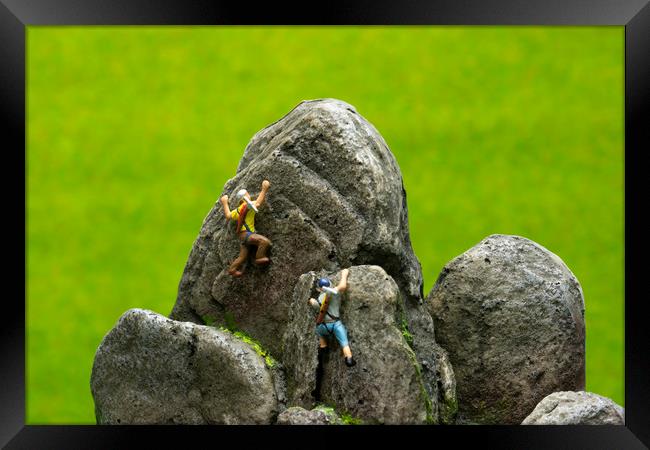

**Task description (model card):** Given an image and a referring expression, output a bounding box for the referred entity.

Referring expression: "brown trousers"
[228,231,271,274]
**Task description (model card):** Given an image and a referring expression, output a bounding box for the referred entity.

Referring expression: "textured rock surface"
[522,391,624,425]
[170,99,423,361]
[432,342,458,424]
[91,309,285,424]
[276,406,342,425]
[283,265,433,424]
[427,234,585,424]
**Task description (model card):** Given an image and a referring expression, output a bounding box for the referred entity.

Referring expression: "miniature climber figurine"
[219,180,272,277]
[309,268,356,368]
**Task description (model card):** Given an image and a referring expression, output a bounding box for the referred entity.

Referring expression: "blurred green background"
[27,26,624,423]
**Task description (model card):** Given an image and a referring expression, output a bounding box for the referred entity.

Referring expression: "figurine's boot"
[228,245,248,277]
[251,234,272,266]
[342,346,356,367]
[345,356,357,367]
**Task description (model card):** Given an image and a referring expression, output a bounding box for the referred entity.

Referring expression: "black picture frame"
[3,1,649,448]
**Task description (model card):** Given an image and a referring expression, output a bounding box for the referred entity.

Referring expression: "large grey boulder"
[427,234,585,424]
[522,391,624,425]
[283,265,453,424]
[90,309,285,424]
[170,99,423,363]
[276,406,342,425]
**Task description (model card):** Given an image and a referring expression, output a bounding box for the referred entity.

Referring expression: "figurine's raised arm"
[220,195,232,220]
[336,268,350,293]
[255,180,271,208]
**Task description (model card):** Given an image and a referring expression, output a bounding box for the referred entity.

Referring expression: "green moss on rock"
[396,299,415,351]
[200,315,216,327]
[233,330,277,369]
[314,403,361,425]
[224,311,238,331]
[201,311,276,368]
[405,345,435,424]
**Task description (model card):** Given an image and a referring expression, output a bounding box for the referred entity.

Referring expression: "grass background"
[27,26,624,423]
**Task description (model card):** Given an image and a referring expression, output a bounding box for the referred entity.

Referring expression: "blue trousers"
[316,320,349,348]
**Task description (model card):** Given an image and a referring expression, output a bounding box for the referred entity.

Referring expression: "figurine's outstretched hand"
[337,268,350,293]
[256,179,271,208]
[220,195,231,219]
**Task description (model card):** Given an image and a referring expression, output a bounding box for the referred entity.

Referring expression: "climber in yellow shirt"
[220,180,272,277]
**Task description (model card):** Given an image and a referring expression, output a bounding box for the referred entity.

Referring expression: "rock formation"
[90,100,599,427]
[283,265,451,424]
[427,234,586,424]
[91,309,285,424]
[169,98,451,422]
[522,391,624,425]
[170,99,423,360]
